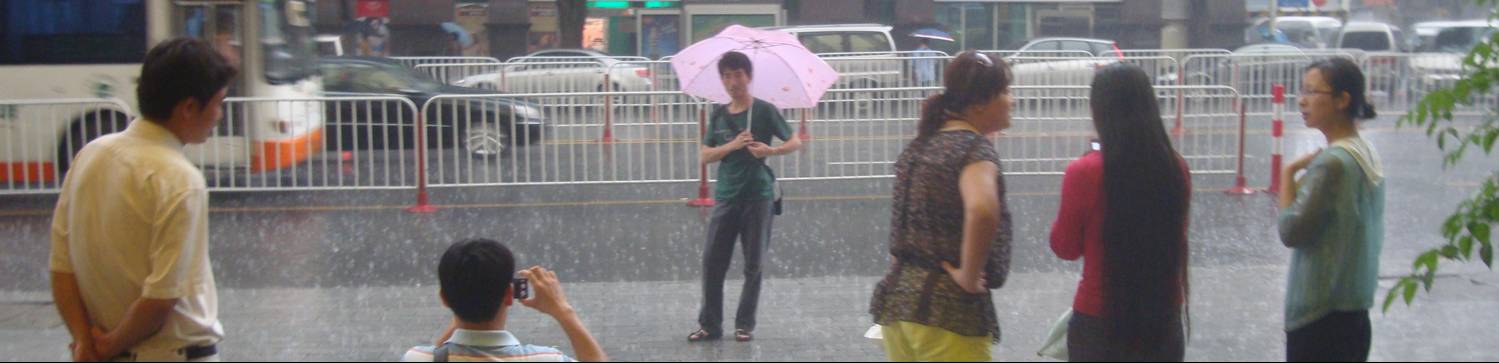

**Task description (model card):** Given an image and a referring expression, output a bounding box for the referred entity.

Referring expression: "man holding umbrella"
[671,25,836,344]
[909,28,954,87]
[688,51,802,343]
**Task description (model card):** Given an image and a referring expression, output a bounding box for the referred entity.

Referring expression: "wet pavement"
[2,117,1497,361]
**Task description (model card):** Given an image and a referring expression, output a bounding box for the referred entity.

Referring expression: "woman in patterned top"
[869,51,1014,362]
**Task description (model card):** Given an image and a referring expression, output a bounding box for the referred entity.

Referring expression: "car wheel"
[55,111,130,179]
[596,83,625,106]
[464,120,511,159]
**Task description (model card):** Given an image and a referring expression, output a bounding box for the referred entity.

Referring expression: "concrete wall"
[789,0,865,24]
[1193,0,1250,49]
[1118,0,1166,48]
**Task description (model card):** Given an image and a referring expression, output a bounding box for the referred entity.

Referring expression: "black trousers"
[697,200,773,335]
[1287,310,1371,362]
[1068,312,1185,362]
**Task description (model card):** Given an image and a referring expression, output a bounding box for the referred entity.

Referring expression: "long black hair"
[1091,63,1191,347]
[917,51,1011,139]
[1307,58,1377,121]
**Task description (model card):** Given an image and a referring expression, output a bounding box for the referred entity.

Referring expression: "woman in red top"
[1050,63,1191,362]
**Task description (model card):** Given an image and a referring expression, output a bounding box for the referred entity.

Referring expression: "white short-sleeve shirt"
[49,119,223,353]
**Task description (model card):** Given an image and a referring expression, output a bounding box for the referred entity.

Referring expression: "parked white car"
[455,49,654,94]
[1012,37,1122,57]
[1003,38,1124,86]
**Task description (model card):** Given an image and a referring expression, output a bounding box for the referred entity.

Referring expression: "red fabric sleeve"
[1051,153,1101,261]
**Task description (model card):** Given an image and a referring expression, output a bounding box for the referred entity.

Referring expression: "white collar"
[446,329,523,347]
[124,119,185,150]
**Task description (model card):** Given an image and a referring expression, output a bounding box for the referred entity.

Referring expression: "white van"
[1337,22,1407,53]
[763,24,898,56]
[1430,20,1499,53]
[762,24,901,90]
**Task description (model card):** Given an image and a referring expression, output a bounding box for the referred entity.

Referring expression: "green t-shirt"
[702,99,792,202]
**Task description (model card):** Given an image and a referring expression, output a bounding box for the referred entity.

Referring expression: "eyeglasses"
[1299,89,1337,97]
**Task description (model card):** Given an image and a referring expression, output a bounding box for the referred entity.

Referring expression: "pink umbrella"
[671,25,839,110]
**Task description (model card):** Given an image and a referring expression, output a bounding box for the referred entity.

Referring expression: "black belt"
[115,344,218,361]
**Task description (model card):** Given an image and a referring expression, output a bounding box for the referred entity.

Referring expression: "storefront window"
[936,2,1122,51]
[1094,4,1121,43]
[934,4,963,54]
[963,3,995,50]
[691,14,775,43]
[640,14,680,59]
[997,4,1028,50]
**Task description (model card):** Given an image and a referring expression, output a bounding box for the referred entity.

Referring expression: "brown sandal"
[687,329,721,342]
[735,329,753,342]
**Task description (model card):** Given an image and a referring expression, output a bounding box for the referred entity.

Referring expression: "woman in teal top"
[1279,58,1385,362]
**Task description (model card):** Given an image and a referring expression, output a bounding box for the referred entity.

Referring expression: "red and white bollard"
[1267,84,1286,194]
[407,114,438,214]
[1226,101,1256,195]
[688,107,716,207]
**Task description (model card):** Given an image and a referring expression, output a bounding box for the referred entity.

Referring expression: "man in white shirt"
[50,38,238,362]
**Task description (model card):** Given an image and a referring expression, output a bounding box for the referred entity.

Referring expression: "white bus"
[0,0,323,185]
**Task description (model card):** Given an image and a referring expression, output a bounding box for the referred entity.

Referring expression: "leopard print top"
[870,130,1013,341]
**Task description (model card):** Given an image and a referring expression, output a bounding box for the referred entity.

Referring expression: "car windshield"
[1236,44,1301,54]
[1343,32,1391,51]
[1435,27,1496,52]
[1280,23,1321,47]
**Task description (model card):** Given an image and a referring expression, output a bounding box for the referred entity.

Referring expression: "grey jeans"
[697,199,774,335]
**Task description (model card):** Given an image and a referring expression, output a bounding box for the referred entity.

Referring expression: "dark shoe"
[688,329,721,342]
[735,329,753,342]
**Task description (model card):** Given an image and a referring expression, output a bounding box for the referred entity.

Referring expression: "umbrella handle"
[747,103,753,135]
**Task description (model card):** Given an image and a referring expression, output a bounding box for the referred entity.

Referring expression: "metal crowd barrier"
[1007,56,1180,86]
[1179,51,1359,116]
[407,85,1245,190]
[1358,52,1494,115]
[8,48,1487,202]
[390,56,502,69]
[421,91,705,187]
[193,96,420,192]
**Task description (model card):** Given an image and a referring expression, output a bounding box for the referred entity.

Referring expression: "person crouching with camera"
[403,239,608,362]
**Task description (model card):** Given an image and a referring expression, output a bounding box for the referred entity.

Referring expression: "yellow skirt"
[881,321,994,362]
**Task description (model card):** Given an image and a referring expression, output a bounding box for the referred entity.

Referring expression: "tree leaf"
[1445,215,1465,239]
[1442,245,1460,259]
[1473,222,1494,247]
[1483,241,1494,269]
[1461,235,1476,260]
[1416,250,1440,271]
[1483,130,1498,154]
[1383,283,1402,312]
[1404,282,1419,304]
